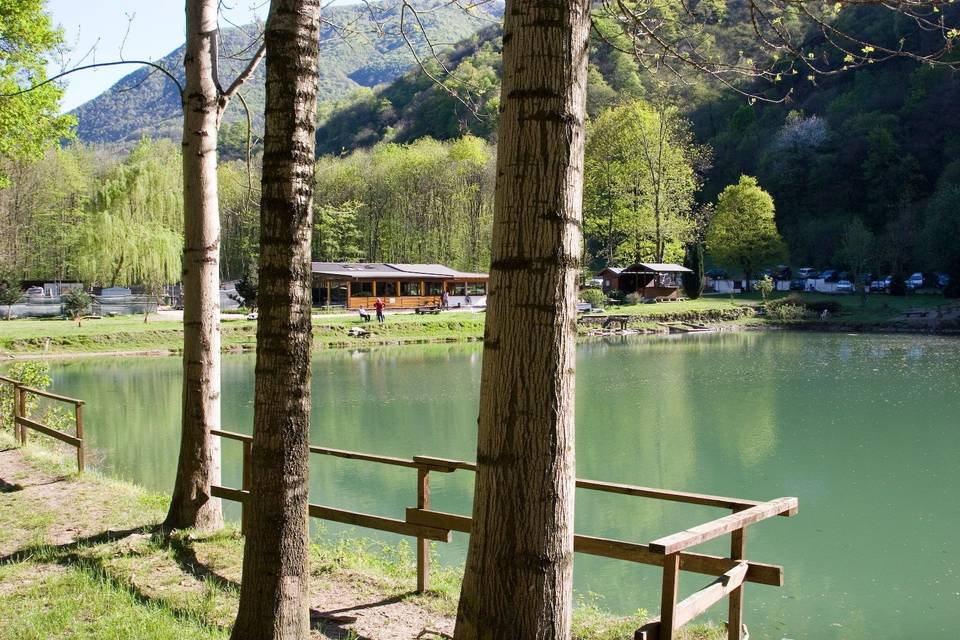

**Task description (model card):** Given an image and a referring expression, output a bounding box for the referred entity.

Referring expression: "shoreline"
[2,318,957,362]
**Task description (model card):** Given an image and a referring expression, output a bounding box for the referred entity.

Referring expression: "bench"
[415,306,442,315]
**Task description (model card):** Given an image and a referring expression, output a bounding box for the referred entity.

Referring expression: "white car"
[906,272,924,289]
[835,280,854,294]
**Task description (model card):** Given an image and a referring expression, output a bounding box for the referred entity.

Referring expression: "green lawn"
[2,292,952,356]
[0,433,722,640]
[0,311,487,355]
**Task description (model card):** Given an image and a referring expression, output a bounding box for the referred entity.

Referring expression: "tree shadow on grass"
[0,525,387,639]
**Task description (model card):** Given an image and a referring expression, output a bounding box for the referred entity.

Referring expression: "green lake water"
[29,332,960,638]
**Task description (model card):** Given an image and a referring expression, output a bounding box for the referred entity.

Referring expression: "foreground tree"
[707,176,786,292]
[166,0,265,531]
[453,0,591,635]
[230,1,321,638]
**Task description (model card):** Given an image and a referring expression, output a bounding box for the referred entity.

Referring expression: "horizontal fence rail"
[1,375,86,472]
[211,428,797,638]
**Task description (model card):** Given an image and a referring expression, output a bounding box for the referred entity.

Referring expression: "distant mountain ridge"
[71,0,503,144]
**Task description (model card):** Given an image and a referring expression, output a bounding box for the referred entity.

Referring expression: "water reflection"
[29,332,960,639]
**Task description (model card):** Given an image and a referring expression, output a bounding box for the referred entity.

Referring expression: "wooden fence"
[0,375,86,472]
[211,429,797,639]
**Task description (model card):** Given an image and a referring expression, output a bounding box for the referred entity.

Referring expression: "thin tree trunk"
[167,0,265,531]
[453,0,591,635]
[166,0,224,531]
[230,2,320,638]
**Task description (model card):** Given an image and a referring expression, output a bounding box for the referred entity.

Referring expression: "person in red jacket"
[374,297,385,323]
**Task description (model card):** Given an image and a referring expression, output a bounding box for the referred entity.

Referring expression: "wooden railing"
[0,375,86,472]
[211,429,797,637]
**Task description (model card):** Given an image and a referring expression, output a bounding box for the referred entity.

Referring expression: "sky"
[46,1,271,112]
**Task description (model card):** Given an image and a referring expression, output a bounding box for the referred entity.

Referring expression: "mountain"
[70,0,503,144]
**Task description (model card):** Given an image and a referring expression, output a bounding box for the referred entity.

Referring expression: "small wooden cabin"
[596,267,624,293]
[311,262,488,310]
[607,263,692,299]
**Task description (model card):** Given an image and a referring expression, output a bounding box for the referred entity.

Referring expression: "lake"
[31,332,960,638]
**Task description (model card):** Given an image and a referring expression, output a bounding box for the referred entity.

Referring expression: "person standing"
[374,297,385,323]
[441,290,449,310]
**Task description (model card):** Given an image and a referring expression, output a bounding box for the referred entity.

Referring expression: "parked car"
[906,272,924,289]
[25,286,44,296]
[797,267,818,279]
[789,279,806,291]
[819,269,840,283]
[835,280,854,294]
[870,275,892,291]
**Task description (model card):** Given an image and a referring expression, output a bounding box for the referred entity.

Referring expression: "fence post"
[9,383,18,443]
[416,467,430,592]
[16,386,26,446]
[241,440,252,535]
[727,528,746,640]
[74,403,85,473]
[660,552,680,640]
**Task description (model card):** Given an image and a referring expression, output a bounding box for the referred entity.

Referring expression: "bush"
[580,288,606,309]
[62,289,92,324]
[625,292,643,305]
[766,303,810,321]
[607,289,625,303]
[0,362,54,431]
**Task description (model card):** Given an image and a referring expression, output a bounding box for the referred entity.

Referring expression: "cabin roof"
[621,262,693,274]
[311,262,487,280]
[596,267,624,275]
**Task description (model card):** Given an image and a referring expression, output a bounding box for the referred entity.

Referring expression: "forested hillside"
[313,4,960,273]
[70,0,502,145]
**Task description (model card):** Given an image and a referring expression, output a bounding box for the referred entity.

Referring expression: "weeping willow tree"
[71,139,183,288]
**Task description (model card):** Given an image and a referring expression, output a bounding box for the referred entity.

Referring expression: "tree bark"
[166,0,224,531]
[230,2,321,639]
[453,0,591,636]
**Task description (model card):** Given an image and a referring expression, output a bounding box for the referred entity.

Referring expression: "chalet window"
[424,281,444,295]
[451,282,467,296]
[376,281,397,297]
[350,281,373,297]
[401,281,421,296]
[467,282,486,296]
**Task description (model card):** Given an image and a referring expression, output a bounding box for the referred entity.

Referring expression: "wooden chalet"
[602,262,692,299]
[311,262,488,310]
[596,267,624,293]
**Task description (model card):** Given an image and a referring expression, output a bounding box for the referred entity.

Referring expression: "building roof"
[311,262,487,280]
[596,267,624,275]
[622,262,693,274]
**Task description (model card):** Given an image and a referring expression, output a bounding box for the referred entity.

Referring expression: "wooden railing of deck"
[211,429,797,637]
[1,375,86,472]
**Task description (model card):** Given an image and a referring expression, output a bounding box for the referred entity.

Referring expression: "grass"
[0,311,487,356]
[6,290,949,357]
[0,431,720,640]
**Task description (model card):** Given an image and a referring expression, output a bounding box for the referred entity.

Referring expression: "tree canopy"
[584,99,707,268]
[0,0,74,185]
[706,175,786,286]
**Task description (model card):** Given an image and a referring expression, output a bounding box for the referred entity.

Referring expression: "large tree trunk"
[230,2,321,639]
[453,0,591,636]
[166,0,223,531]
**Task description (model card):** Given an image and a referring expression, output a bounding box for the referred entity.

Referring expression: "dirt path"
[0,446,454,639]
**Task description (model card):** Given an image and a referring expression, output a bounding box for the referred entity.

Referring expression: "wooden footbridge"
[1,374,798,639]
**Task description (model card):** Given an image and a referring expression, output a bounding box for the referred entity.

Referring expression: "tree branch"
[0,60,184,99]
[223,43,266,100]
